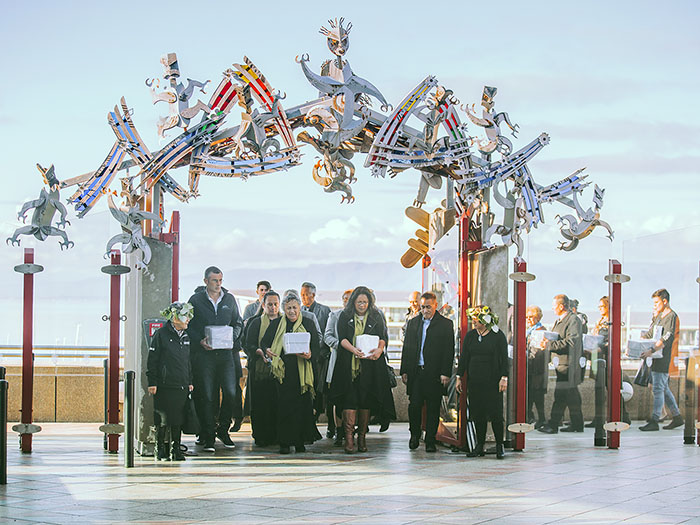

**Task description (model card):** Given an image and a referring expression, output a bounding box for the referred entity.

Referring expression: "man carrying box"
[187,266,244,451]
[639,288,683,431]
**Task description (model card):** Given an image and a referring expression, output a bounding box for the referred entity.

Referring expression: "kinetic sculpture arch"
[7,17,613,268]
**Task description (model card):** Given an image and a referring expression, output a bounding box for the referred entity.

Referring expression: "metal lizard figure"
[104,195,163,270]
[556,184,614,251]
[6,164,74,249]
[146,53,213,138]
[464,86,519,156]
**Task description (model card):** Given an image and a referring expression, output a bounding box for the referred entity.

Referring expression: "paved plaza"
[1,423,700,524]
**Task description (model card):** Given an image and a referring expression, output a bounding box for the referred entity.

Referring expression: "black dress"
[330,309,396,421]
[147,322,192,428]
[244,315,279,445]
[260,315,322,446]
[457,328,508,444]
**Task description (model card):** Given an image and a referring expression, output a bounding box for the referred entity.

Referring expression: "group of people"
[145,266,685,462]
[524,289,683,435]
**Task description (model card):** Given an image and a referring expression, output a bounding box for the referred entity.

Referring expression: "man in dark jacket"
[400,292,454,452]
[187,266,243,452]
[538,294,584,434]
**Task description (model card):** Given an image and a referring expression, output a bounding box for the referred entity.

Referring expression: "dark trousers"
[528,384,546,423]
[217,352,244,430]
[192,350,239,439]
[469,387,504,445]
[407,368,441,444]
[549,371,583,429]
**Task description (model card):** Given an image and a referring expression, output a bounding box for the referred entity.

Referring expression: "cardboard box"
[205,325,234,350]
[529,330,559,347]
[583,334,605,351]
[283,332,311,354]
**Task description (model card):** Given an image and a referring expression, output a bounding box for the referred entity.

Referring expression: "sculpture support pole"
[159,210,180,303]
[14,248,43,453]
[108,250,122,453]
[511,259,529,451]
[606,259,625,449]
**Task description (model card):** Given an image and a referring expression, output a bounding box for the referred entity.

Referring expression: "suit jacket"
[547,311,583,386]
[400,311,454,397]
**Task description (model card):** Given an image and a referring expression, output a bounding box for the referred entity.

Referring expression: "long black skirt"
[277,354,321,446]
[154,386,188,427]
[250,376,278,445]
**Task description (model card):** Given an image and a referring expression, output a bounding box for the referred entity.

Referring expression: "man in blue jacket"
[187,266,243,452]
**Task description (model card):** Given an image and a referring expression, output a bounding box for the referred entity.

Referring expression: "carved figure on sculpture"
[464,86,519,156]
[105,195,163,270]
[7,164,74,250]
[147,53,213,138]
[556,184,614,251]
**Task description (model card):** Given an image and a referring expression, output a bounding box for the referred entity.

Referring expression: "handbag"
[633,359,651,387]
[181,393,200,435]
[387,364,398,388]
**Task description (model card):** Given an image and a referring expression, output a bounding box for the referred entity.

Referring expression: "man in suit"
[401,292,455,452]
[538,294,584,434]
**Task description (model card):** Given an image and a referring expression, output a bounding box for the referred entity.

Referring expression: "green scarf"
[351,314,366,380]
[269,314,315,398]
[254,314,272,380]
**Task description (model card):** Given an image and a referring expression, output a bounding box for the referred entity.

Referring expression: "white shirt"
[207,290,224,314]
[419,316,431,366]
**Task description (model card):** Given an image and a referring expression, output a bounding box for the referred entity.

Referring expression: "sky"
[1,0,699,345]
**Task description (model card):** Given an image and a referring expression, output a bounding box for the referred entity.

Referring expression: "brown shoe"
[357,409,370,452]
[343,409,356,454]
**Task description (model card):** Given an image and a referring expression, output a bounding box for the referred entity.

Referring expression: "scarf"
[351,313,366,380]
[526,322,543,338]
[269,314,315,398]
[254,314,273,380]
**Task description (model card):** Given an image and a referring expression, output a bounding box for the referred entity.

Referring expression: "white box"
[356,334,380,357]
[583,334,605,351]
[529,330,559,347]
[626,339,656,359]
[205,325,233,350]
[283,332,311,354]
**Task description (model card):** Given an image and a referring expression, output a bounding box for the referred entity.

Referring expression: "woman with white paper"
[330,286,396,453]
[259,293,321,453]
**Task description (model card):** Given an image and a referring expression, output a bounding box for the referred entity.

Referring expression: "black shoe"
[466,443,485,457]
[640,420,659,431]
[171,443,186,461]
[663,415,684,430]
[229,419,242,433]
[409,435,420,450]
[326,427,335,439]
[333,429,344,447]
[584,420,599,428]
[202,440,215,452]
[560,426,583,433]
[295,444,306,453]
[279,445,291,454]
[216,430,236,449]
[194,435,204,446]
[537,424,558,434]
[379,420,390,432]
[496,443,505,459]
[534,420,546,430]
[156,446,170,461]
[425,442,437,453]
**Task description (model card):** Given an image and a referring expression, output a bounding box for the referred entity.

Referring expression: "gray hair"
[301,282,316,294]
[282,292,301,308]
[283,289,300,300]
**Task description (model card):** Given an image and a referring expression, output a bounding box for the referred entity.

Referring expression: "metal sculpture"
[7,17,612,268]
[7,164,73,249]
[105,195,163,270]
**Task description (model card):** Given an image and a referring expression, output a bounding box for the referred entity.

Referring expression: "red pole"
[512,259,528,451]
[170,211,180,302]
[20,249,35,453]
[607,259,623,449]
[107,250,121,453]
[697,261,700,446]
[457,213,470,447]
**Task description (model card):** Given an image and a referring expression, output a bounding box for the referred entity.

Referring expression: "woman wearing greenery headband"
[456,305,509,459]
[330,286,395,454]
[147,302,194,461]
[259,292,321,454]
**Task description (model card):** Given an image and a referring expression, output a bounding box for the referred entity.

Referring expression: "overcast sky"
[1,1,698,345]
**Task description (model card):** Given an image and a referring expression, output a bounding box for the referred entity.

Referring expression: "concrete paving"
[1,423,700,524]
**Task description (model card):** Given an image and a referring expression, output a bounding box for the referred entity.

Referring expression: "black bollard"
[103,359,108,450]
[1,379,8,484]
[0,366,6,380]
[683,357,696,445]
[594,358,606,447]
[124,371,135,467]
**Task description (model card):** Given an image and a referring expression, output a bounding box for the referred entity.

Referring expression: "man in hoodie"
[187,266,244,452]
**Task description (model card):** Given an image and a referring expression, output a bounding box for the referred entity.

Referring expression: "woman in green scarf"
[259,292,322,454]
[244,290,282,447]
[330,286,396,453]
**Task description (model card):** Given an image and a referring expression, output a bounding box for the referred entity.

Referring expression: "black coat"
[147,322,192,388]
[400,311,454,397]
[187,286,243,354]
[548,311,583,386]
